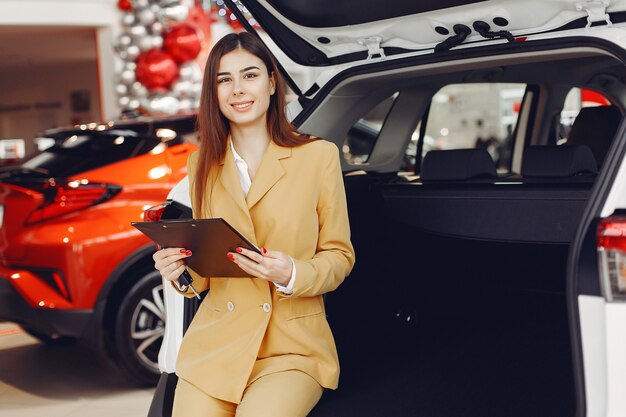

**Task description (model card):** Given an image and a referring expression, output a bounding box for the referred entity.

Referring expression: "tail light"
[143,204,166,222]
[597,216,626,302]
[26,181,121,224]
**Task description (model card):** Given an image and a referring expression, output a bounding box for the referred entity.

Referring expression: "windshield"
[20,130,160,178]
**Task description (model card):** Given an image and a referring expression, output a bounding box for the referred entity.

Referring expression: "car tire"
[22,327,76,346]
[112,270,165,386]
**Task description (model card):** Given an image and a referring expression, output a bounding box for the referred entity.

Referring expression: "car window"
[342,93,398,165]
[21,131,161,178]
[404,83,527,173]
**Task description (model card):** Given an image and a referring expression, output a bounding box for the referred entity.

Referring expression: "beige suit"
[175,138,355,404]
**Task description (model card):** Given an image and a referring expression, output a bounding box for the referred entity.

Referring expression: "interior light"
[10,273,20,279]
[156,128,177,141]
[67,180,80,188]
[440,128,449,136]
[114,136,125,145]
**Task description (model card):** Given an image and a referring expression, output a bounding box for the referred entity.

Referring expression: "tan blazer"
[175,138,355,404]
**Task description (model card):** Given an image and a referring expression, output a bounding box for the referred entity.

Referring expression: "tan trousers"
[172,370,324,417]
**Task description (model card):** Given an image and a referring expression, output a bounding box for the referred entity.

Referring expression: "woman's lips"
[231,101,254,112]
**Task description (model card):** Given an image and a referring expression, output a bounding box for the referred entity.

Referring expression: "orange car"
[0,114,197,385]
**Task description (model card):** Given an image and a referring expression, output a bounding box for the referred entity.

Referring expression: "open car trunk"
[312,174,579,416]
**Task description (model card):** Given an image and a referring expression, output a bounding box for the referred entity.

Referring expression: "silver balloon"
[180,0,195,8]
[126,45,141,61]
[124,61,137,72]
[161,4,189,23]
[118,96,131,107]
[136,7,157,26]
[118,33,132,47]
[189,82,203,98]
[179,97,193,112]
[129,24,148,38]
[150,4,162,14]
[179,61,202,82]
[151,21,164,35]
[151,35,163,49]
[115,84,129,96]
[121,13,137,28]
[135,0,149,8]
[137,34,154,51]
[120,69,136,85]
[130,81,149,98]
[128,99,141,110]
[172,79,192,96]
[146,94,181,115]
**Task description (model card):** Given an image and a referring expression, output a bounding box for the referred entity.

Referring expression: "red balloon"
[164,24,202,63]
[117,0,132,11]
[135,50,179,89]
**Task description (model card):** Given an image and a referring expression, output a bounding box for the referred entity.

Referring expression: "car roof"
[39,113,197,137]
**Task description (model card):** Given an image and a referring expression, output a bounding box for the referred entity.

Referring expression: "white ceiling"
[0,26,96,72]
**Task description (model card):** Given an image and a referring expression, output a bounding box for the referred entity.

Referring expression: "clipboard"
[131,218,261,278]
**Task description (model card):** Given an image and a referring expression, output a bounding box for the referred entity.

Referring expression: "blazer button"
[262,303,271,313]
[227,301,235,312]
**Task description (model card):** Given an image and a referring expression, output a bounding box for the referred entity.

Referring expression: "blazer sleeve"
[290,144,356,298]
[170,151,210,297]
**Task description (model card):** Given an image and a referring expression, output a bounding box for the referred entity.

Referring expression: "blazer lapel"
[246,140,292,210]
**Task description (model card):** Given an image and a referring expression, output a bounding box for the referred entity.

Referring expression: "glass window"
[342,93,398,165]
[404,83,527,173]
[20,130,160,178]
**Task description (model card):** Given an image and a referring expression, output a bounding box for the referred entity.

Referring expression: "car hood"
[237,0,626,68]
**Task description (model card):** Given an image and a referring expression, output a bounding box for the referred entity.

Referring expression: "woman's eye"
[217,77,230,84]
[243,73,258,79]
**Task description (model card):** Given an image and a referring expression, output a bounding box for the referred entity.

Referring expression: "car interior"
[294,44,626,416]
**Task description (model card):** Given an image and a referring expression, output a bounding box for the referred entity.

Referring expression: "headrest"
[421,149,497,181]
[521,145,597,178]
[568,105,621,166]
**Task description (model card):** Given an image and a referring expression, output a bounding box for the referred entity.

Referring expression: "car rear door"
[572,113,626,417]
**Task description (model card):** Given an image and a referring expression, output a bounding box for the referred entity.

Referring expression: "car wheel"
[22,327,76,346]
[112,270,164,386]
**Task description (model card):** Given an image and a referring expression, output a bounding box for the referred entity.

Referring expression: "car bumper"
[0,277,93,339]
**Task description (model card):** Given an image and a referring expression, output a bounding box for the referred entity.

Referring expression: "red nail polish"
[227,253,234,261]
[262,247,267,255]
[235,248,243,253]
[186,251,192,256]
[180,249,186,253]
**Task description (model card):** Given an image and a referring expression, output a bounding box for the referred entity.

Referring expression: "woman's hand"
[153,248,192,282]
[228,247,293,285]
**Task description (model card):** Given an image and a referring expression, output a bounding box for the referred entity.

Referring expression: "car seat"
[566,105,622,167]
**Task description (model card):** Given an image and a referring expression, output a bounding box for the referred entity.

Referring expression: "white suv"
[149,1,626,416]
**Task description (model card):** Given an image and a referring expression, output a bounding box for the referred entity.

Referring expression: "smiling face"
[216,48,276,130]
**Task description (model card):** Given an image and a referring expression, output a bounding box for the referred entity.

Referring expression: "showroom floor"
[0,322,154,417]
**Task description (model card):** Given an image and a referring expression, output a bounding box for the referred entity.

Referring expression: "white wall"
[0,0,120,122]
[0,61,101,154]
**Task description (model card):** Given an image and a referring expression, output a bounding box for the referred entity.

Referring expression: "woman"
[152,32,355,417]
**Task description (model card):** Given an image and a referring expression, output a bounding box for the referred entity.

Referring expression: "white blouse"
[230,140,296,294]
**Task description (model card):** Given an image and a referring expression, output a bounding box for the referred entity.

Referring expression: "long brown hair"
[193,31,314,216]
